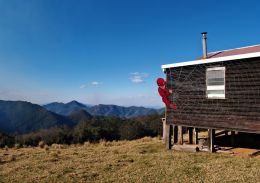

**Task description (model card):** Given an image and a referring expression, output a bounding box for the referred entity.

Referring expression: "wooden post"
[188,127,193,144]
[208,129,211,150]
[174,125,178,143]
[172,125,176,145]
[208,129,215,152]
[224,131,228,136]
[231,131,235,146]
[177,126,183,145]
[165,124,172,149]
[194,128,199,145]
[162,118,166,144]
[211,129,215,152]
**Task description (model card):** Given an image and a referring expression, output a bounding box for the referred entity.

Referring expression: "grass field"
[0,137,259,183]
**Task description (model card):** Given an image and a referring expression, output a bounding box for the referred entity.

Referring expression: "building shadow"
[215,132,260,149]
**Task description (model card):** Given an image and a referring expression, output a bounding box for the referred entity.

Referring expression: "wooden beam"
[215,130,229,137]
[172,144,199,152]
[177,126,183,145]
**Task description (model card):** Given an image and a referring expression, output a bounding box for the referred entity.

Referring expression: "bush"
[14,143,21,149]
[1,114,163,147]
[38,141,45,148]
[44,145,49,151]
[84,141,91,147]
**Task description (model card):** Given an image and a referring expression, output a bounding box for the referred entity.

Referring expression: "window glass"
[206,67,225,99]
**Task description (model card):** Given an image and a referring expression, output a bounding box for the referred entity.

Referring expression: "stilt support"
[162,118,166,144]
[165,124,172,149]
[188,127,193,144]
[173,125,178,143]
[194,128,199,145]
[208,129,215,152]
[177,126,183,145]
[231,131,235,146]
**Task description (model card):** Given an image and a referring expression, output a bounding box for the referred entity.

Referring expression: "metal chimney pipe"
[201,32,207,59]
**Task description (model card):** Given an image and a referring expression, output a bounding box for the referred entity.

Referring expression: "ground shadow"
[215,132,260,149]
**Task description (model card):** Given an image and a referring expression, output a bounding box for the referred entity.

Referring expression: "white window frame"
[206,67,225,99]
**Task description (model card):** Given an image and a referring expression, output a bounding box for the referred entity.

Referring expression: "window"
[206,67,225,99]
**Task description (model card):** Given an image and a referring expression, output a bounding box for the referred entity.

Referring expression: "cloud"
[91,81,102,86]
[80,84,86,89]
[130,72,149,83]
[80,82,102,88]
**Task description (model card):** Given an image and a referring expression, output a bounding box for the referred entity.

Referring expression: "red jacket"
[158,87,176,109]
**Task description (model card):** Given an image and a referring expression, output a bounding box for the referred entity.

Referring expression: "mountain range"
[43,100,88,116]
[0,100,163,134]
[43,101,163,118]
[0,100,73,134]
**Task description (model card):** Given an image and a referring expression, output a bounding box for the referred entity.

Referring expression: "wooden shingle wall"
[166,58,260,133]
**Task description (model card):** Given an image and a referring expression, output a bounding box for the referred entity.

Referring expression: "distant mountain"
[0,100,73,134]
[44,101,161,118]
[43,100,88,116]
[44,101,163,118]
[157,108,165,114]
[68,109,93,124]
[86,104,160,118]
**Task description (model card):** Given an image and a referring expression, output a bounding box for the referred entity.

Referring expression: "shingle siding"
[166,57,260,133]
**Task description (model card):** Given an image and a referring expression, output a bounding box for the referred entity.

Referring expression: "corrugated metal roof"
[200,44,260,59]
[162,44,260,69]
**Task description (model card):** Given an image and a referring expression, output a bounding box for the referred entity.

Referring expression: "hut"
[161,33,260,151]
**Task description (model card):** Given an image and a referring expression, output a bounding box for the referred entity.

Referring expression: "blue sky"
[1,0,260,107]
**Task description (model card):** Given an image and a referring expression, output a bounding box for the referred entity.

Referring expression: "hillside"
[44,101,162,118]
[43,100,88,116]
[0,138,259,183]
[0,100,163,143]
[87,104,159,118]
[68,109,93,124]
[0,100,73,133]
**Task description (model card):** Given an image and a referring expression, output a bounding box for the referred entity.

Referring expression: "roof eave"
[161,51,260,69]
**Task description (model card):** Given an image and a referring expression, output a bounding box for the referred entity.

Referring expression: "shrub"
[44,145,49,151]
[14,143,21,149]
[38,141,45,148]
[51,143,59,149]
[23,144,28,148]
[84,141,91,147]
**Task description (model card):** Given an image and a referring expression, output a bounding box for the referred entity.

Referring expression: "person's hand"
[169,104,177,110]
[168,89,173,94]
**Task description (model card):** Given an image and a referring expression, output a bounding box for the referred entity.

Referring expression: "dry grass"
[0,137,259,183]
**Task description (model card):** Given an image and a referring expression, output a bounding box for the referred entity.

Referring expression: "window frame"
[206,66,226,99]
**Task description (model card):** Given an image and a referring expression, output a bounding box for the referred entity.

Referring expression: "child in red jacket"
[157,78,177,110]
